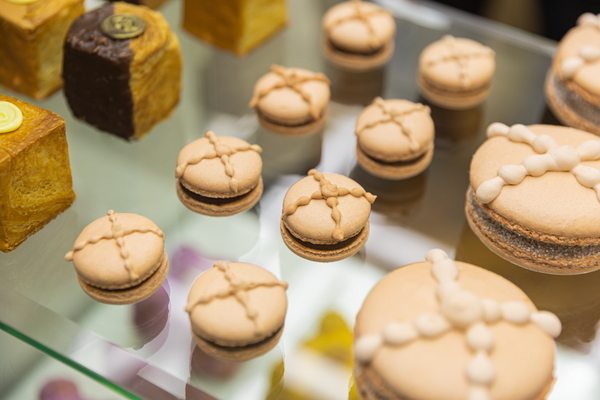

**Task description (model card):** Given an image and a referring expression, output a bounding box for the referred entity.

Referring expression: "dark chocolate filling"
[200,326,282,350]
[553,74,600,127]
[329,39,385,56]
[359,144,427,166]
[63,4,136,140]
[180,183,254,205]
[257,109,319,128]
[284,225,363,251]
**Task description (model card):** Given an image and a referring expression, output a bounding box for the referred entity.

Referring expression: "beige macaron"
[417,35,495,110]
[176,130,263,216]
[65,210,168,305]
[545,12,600,136]
[281,169,376,262]
[466,122,600,275]
[322,0,396,72]
[249,65,331,136]
[354,249,561,400]
[355,97,435,179]
[186,261,288,361]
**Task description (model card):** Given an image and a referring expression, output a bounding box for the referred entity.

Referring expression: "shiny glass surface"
[1,0,599,399]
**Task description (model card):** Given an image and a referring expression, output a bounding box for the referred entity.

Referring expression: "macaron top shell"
[176,131,263,197]
[419,36,495,90]
[282,171,375,245]
[470,124,600,239]
[355,257,557,400]
[186,262,288,347]
[66,211,165,290]
[356,98,434,162]
[322,1,396,53]
[250,65,331,125]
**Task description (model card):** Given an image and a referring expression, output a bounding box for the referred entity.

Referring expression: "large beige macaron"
[545,13,600,136]
[176,130,263,216]
[65,210,168,305]
[281,169,376,262]
[466,122,600,274]
[354,249,561,400]
[322,0,396,72]
[417,35,495,110]
[186,261,288,361]
[249,65,331,136]
[355,97,435,180]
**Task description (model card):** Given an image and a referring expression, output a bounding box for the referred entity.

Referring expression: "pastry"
[65,210,168,305]
[354,249,561,400]
[0,95,76,252]
[0,0,84,99]
[355,97,434,179]
[417,35,495,110]
[183,0,287,56]
[250,65,331,136]
[322,0,395,72]
[63,2,182,141]
[186,261,288,361]
[466,122,600,274]
[280,169,376,262]
[545,13,600,136]
[108,0,170,9]
[175,130,263,217]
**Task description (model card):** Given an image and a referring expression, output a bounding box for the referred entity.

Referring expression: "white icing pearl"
[441,291,483,328]
[476,176,505,204]
[466,322,495,351]
[383,322,419,345]
[508,124,536,144]
[532,134,558,153]
[531,311,562,338]
[577,140,600,161]
[580,45,600,61]
[426,248,448,263]
[572,165,600,189]
[355,334,383,363]
[467,351,496,385]
[486,122,509,138]
[437,281,463,301]
[550,145,580,170]
[415,313,451,338]
[561,57,584,79]
[501,301,531,324]
[577,12,598,27]
[432,259,458,282]
[521,154,553,177]
[497,164,527,185]
[468,386,492,400]
[481,298,502,323]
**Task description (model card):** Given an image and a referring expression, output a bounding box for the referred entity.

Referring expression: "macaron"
[65,210,168,305]
[322,0,396,72]
[186,261,288,361]
[545,12,600,136]
[417,35,495,110]
[354,249,561,400]
[249,65,331,136]
[355,97,434,179]
[280,169,376,262]
[466,122,600,274]
[175,130,263,216]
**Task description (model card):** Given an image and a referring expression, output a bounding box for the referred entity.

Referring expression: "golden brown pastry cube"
[183,0,287,55]
[0,95,76,252]
[0,0,85,99]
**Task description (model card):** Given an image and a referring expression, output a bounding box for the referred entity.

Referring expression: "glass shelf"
[2,0,599,399]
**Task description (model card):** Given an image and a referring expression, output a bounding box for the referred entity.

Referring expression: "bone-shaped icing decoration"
[481,299,502,323]
[531,311,562,338]
[355,334,383,363]
[561,57,585,79]
[577,12,600,27]
[580,45,600,61]
[442,291,484,328]
[467,351,496,385]
[383,322,419,345]
[415,313,451,337]
[501,301,531,324]
[437,281,463,301]
[466,322,494,352]
[468,386,492,400]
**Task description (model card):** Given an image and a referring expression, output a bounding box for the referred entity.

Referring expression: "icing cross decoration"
[560,13,600,79]
[185,261,288,337]
[424,35,494,88]
[65,210,164,282]
[249,65,330,121]
[175,131,262,192]
[355,249,561,400]
[476,123,600,204]
[355,97,430,152]
[324,0,392,49]
[282,170,376,241]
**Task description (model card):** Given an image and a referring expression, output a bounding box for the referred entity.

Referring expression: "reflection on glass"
[424,99,484,149]
[189,345,241,381]
[326,62,385,107]
[133,282,170,352]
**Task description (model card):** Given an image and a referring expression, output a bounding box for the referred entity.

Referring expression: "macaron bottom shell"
[356,144,434,180]
[257,107,329,137]
[322,38,394,72]
[417,73,492,110]
[77,251,169,305]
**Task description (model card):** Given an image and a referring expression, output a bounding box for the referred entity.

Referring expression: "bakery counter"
[1,0,599,399]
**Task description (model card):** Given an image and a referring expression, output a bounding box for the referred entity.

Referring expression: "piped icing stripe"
[282,170,376,241]
[249,65,330,120]
[175,131,262,192]
[475,123,600,204]
[355,97,429,152]
[354,249,561,400]
[560,13,600,79]
[64,210,164,282]
[0,102,23,134]
[185,261,288,337]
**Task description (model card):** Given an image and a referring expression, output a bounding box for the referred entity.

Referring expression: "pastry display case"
[1,0,600,399]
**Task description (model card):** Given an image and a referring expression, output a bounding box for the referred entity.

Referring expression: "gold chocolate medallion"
[100,13,146,40]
